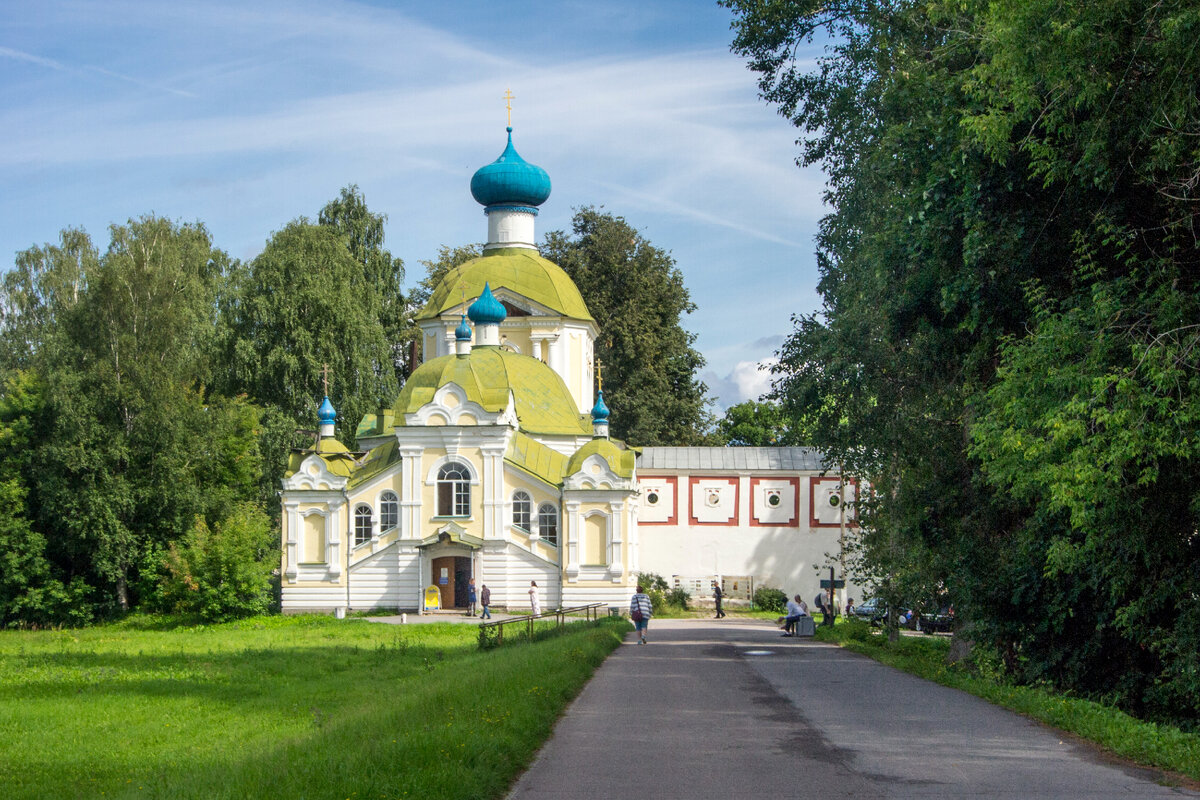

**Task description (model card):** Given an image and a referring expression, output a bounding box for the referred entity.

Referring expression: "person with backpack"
[630,585,653,644]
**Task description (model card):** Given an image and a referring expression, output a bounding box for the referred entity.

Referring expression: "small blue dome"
[470,127,551,210]
[317,396,337,423]
[468,282,507,325]
[591,390,610,422]
[455,314,472,341]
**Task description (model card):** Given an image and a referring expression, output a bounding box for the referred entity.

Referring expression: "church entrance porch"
[431,555,473,609]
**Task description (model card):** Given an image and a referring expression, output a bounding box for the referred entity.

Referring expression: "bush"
[665,587,690,610]
[160,502,277,622]
[636,572,689,613]
[634,571,669,593]
[754,586,787,613]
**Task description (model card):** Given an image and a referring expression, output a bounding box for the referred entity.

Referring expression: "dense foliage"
[725,0,1200,725]
[543,208,715,445]
[715,400,795,445]
[0,187,410,625]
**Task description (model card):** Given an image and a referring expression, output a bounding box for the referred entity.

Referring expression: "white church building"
[279,125,859,613]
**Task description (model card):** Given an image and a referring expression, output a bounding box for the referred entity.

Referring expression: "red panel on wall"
[687,476,740,526]
[638,475,678,526]
[749,476,800,527]
[809,476,859,528]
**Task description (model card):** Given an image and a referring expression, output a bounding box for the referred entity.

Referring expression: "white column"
[327,497,345,577]
[608,499,624,581]
[481,445,506,540]
[564,500,581,578]
[283,500,299,580]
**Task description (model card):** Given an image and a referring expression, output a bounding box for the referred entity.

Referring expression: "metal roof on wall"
[636,447,827,472]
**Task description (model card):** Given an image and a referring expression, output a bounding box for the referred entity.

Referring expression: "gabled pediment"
[405,382,516,428]
[564,453,633,491]
[283,454,349,492]
[419,521,484,550]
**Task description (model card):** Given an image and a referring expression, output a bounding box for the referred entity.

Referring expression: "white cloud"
[704,357,779,413]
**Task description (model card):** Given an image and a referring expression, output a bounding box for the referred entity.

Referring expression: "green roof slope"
[392,347,592,437]
[567,438,637,479]
[417,248,592,322]
[506,432,568,485]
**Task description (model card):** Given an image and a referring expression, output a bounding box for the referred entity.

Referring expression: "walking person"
[528,580,541,616]
[630,584,653,644]
[479,584,492,619]
[467,578,478,617]
[712,580,726,618]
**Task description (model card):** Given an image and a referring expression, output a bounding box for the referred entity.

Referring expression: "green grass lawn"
[0,614,626,800]
[816,622,1200,783]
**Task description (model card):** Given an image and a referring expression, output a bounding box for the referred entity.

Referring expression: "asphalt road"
[506,618,1197,799]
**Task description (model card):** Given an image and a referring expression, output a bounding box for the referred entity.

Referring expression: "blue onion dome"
[470,127,551,210]
[591,389,610,422]
[455,313,472,341]
[317,396,337,423]
[468,282,507,325]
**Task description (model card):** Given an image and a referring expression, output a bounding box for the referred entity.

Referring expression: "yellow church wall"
[419,446,485,539]
[532,539,560,562]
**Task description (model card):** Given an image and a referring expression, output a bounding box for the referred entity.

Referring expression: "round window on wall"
[646,491,660,506]
[767,492,782,508]
[828,492,842,508]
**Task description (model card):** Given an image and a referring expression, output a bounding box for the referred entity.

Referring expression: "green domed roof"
[393,347,591,437]
[417,248,593,322]
[567,437,636,479]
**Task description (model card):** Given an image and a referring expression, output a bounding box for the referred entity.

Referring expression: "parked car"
[918,605,954,634]
[852,598,909,627]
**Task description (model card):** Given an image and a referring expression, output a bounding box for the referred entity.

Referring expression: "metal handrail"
[479,602,607,647]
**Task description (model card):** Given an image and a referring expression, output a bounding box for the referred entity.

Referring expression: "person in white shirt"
[780,595,806,636]
[529,581,541,616]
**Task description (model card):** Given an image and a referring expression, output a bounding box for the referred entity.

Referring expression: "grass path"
[0,614,626,800]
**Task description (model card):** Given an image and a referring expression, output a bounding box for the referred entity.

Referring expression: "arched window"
[437,462,471,517]
[512,491,532,532]
[354,504,373,546]
[380,491,398,531]
[538,503,559,546]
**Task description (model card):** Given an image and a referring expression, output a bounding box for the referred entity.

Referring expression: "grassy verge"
[0,614,627,800]
[815,622,1200,782]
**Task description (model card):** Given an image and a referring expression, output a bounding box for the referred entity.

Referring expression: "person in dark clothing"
[479,584,491,620]
[712,580,726,618]
[815,590,833,627]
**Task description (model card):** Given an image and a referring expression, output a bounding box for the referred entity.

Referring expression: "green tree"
[318,185,415,379]
[0,370,93,627]
[225,220,397,449]
[715,400,793,446]
[161,502,277,622]
[542,208,714,445]
[725,0,1200,720]
[1,217,266,619]
[0,227,97,370]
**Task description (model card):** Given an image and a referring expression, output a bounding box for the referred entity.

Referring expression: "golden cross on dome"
[321,363,331,396]
[503,88,515,126]
[595,357,604,392]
